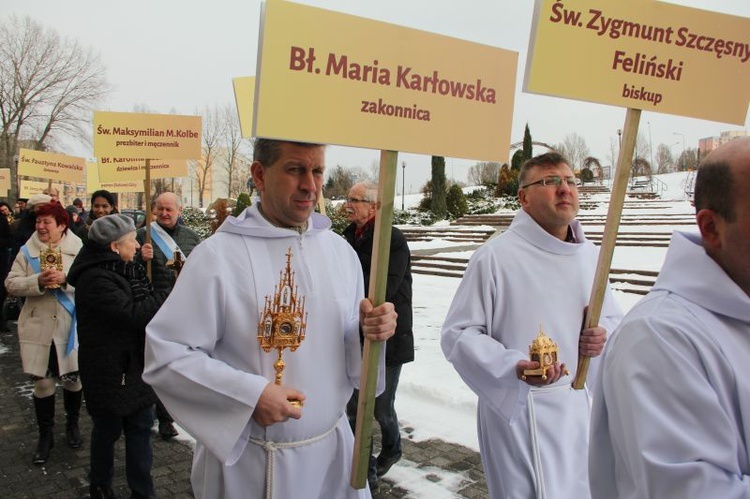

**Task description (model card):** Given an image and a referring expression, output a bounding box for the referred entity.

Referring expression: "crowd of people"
[1,136,748,499]
[0,188,200,498]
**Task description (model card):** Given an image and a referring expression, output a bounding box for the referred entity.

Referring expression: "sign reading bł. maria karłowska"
[254,0,517,162]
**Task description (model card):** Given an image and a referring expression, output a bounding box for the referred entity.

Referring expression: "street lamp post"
[647,121,654,169]
[617,129,622,147]
[673,132,686,170]
[401,161,406,211]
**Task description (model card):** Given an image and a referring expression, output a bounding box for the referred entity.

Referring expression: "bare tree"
[607,136,619,170]
[192,106,224,208]
[634,131,651,165]
[467,161,500,186]
[676,147,699,171]
[368,159,379,181]
[324,165,356,199]
[0,15,109,200]
[219,105,251,198]
[654,143,674,174]
[557,133,590,171]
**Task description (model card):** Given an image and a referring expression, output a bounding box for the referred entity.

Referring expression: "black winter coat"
[68,244,168,417]
[343,222,414,365]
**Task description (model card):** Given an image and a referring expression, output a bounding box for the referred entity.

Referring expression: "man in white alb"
[589,137,750,498]
[143,138,396,498]
[441,152,623,498]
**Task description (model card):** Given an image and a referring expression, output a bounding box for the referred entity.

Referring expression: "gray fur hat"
[89,214,135,245]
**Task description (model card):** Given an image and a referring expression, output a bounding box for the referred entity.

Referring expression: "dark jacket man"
[342,221,414,365]
[342,181,414,490]
[135,193,201,293]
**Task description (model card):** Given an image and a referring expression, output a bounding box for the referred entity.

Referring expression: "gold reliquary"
[522,325,566,380]
[257,248,308,405]
[39,243,63,289]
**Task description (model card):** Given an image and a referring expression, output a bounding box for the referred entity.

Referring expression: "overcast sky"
[3,0,749,192]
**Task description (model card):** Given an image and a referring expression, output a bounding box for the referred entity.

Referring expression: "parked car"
[120,209,147,228]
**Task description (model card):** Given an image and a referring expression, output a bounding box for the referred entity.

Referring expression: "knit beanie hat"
[89,214,135,245]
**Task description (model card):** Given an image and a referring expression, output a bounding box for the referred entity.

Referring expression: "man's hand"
[359,299,397,342]
[251,383,305,427]
[579,326,607,357]
[516,360,568,387]
[140,242,154,261]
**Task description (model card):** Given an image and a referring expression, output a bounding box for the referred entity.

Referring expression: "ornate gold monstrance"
[522,325,568,380]
[166,251,185,280]
[39,243,63,289]
[258,248,307,406]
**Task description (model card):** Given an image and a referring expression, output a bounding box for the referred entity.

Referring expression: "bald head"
[694,137,750,296]
[695,137,750,222]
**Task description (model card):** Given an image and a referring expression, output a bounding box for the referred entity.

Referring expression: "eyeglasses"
[345,197,370,204]
[520,176,579,189]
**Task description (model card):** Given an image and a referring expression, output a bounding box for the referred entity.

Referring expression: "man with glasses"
[343,182,414,492]
[590,138,750,498]
[441,151,622,498]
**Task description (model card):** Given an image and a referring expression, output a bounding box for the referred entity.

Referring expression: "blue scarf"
[20,245,77,355]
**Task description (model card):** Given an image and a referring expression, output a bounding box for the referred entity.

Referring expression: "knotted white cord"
[248,419,339,499]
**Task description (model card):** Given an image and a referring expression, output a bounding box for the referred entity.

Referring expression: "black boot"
[32,394,55,465]
[63,389,83,449]
[156,399,178,440]
[89,484,119,499]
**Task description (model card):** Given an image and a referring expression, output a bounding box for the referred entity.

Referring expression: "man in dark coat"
[343,181,414,491]
[136,192,201,293]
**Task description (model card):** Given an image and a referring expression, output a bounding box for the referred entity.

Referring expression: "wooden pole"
[144,158,152,280]
[572,108,641,389]
[350,150,398,489]
[317,191,326,216]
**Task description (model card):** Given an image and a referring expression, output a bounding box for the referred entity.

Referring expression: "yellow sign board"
[254,0,517,162]
[525,0,750,124]
[20,180,57,198]
[17,149,85,183]
[86,162,142,193]
[94,111,202,160]
[97,157,188,182]
[233,77,256,139]
[0,169,9,195]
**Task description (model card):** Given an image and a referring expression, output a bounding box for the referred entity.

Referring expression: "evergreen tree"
[446,184,467,218]
[431,156,447,219]
[523,124,533,162]
[232,193,253,217]
[511,149,525,171]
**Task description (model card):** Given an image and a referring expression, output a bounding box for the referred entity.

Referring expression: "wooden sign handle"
[350,150,398,489]
[144,158,152,281]
[572,108,641,389]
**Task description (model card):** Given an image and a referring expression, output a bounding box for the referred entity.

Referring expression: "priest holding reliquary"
[441,152,623,499]
[143,139,397,499]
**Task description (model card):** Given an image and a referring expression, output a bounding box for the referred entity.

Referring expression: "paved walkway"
[0,323,487,498]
